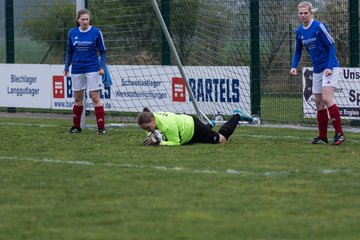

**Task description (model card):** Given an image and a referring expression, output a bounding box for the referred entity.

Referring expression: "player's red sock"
[73,105,83,128]
[328,104,343,134]
[95,106,106,129]
[317,108,328,139]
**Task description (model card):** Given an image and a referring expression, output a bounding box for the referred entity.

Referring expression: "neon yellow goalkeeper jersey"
[153,112,194,146]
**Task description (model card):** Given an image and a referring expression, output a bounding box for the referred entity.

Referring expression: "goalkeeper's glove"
[143,136,161,146]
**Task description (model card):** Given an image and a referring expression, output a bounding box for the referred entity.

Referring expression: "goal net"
[87,0,252,125]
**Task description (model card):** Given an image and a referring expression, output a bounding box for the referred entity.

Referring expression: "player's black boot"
[309,136,328,144]
[69,126,82,134]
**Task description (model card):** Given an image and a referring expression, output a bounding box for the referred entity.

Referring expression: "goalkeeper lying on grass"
[137,107,253,146]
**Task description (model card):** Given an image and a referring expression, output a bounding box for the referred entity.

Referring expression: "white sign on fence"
[302,67,360,119]
[10,64,249,116]
[0,64,51,108]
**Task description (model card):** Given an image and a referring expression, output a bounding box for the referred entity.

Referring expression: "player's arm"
[64,32,73,76]
[64,53,73,76]
[290,34,303,76]
[319,23,336,71]
[96,30,107,74]
[325,44,336,76]
[327,45,336,71]
[98,51,106,75]
[159,127,181,146]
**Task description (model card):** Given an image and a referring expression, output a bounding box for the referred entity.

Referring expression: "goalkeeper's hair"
[75,9,91,27]
[137,107,153,125]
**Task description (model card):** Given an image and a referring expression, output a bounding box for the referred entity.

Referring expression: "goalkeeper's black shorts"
[188,116,219,144]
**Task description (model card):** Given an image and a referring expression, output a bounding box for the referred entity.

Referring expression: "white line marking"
[264,171,293,176]
[240,134,301,140]
[320,169,352,174]
[226,169,249,175]
[0,122,57,128]
[0,156,355,177]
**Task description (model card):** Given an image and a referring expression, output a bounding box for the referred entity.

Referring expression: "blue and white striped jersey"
[291,19,339,73]
[65,26,106,74]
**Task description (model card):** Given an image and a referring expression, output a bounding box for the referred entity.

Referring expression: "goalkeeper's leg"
[188,116,239,144]
[218,114,240,141]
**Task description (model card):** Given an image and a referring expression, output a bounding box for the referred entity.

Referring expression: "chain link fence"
[1,0,359,125]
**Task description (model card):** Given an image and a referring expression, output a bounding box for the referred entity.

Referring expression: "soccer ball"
[144,129,166,145]
[148,129,165,141]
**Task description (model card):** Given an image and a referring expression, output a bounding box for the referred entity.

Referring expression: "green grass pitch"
[0,116,360,240]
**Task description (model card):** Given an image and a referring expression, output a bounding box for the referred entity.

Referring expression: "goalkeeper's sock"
[328,104,343,134]
[218,114,240,139]
[73,105,83,128]
[95,106,106,130]
[317,108,328,139]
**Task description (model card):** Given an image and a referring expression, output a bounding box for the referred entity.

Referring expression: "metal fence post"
[349,0,359,126]
[5,0,16,113]
[349,0,359,67]
[161,0,171,65]
[250,0,261,116]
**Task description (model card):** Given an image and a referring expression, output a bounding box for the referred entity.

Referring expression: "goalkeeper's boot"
[69,126,81,134]
[332,133,345,145]
[233,109,253,123]
[97,128,106,135]
[309,136,328,144]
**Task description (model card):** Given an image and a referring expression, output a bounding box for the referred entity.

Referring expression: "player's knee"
[315,101,326,110]
[74,96,82,104]
[322,96,333,107]
[91,96,100,104]
[90,92,101,105]
[73,91,84,104]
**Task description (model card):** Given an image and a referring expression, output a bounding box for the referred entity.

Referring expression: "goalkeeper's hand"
[143,136,161,146]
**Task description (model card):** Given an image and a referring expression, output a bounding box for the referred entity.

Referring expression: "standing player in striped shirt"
[290,1,345,145]
[64,9,107,135]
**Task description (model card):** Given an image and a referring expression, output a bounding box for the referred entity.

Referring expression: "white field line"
[0,156,354,177]
[0,122,58,128]
[240,134,301,140]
